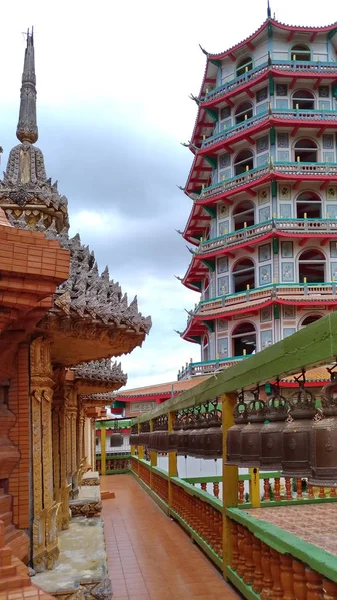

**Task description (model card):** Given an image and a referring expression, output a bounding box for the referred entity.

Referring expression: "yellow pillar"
[222,393,238,581]
[138,423,144,460]
[168,411,177,514]
[101,426,106,475]
[249,467,261,508]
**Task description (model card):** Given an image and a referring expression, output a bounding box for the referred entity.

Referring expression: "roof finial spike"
[267,0,271,18]
[16,26,38,145]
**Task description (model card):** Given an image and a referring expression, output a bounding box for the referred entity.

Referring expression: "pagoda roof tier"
[183,219,337,275]
[113,377,210,403]
[35,232,151,366]
[184,162,337,239]
[183,202,211,245]
[191,61,337,146]
[198,108,337,159]
[68,359,128,395]
[182,283,337,341]
[185,152,214,195]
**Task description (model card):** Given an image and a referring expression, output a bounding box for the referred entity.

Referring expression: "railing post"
[168,411,177,515]
[249,467,261,508]
[150,419,157,490]
[222,393,238,581]
[101,426,106,476]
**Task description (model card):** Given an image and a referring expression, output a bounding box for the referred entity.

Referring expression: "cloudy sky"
[1,0,336,388]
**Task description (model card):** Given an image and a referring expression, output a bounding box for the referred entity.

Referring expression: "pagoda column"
[77,402,86,467]
[30,336,59,571]
[52,368,71,531]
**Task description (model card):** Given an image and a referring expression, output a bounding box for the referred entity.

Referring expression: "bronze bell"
[309,373,337,487]
[203,401,222,459]
[194,410,211,458]
[110,421,123,447]
[168,422,179,451]
[226,393,247,466]
[188,409,203,457]
[260,391,288,470]
[148,430,158,451]
[157,430,169,452]
[282,381,316,478]
[177,412,192,455]
[241,392,266,467]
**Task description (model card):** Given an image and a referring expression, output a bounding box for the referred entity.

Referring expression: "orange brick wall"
[8,344,30,530]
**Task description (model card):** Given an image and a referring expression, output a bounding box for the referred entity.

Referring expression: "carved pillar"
[52,368,70,532]
[91,419,96,470]
[77,404,86,467]
[30,336,59,571]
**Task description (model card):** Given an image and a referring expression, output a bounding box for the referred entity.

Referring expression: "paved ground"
[100,474,240,600]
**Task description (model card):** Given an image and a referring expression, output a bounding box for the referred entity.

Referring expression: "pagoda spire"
[16,28,38,145]
[267,0,271,18]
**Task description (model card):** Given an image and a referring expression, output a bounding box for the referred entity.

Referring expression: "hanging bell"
[226,393,247,466]
[110,420,123,447]
[177,412,192,455]
[282,381,316,478]
[188,409,203,457]
[202,400,222,460]
[241,392,266,467]
[309,373,337,487]
[194,410,211,458]
[260,390,288,470]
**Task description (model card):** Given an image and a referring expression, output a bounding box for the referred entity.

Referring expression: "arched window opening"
[233,200,255,230]
[292,90,315,110]
[298,249,325,283]
[291,44,311,61]
[294,138,318,163]
[236,57,253,77]
[232,322,256,356]
[234,150,254,176]
[301,315,322,328]
[235,101,253,125]
[203,277,210,301]
[203,335,209,362]
[296,192,321,219]
[233,258,255,293]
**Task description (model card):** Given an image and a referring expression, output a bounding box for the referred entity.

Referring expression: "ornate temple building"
[178,15,337,380]
[0,28,151,587]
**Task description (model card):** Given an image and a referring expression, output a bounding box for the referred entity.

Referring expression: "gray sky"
[1,0,336,388]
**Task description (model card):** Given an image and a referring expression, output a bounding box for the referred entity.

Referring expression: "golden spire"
[16,28,38,144]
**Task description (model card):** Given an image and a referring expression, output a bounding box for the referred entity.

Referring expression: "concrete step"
[0,495,11,513]
[5,525,19,543]
[7,531,30,564]
[0,511,13,527]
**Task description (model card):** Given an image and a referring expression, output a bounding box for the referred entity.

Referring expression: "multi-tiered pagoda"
[178,13,337,380]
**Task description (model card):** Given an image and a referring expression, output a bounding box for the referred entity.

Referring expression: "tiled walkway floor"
[100,474,240,600]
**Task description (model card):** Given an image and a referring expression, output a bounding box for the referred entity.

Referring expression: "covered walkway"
[100,474,239,600]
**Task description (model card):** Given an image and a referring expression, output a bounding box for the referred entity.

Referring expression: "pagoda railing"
[197,219,337,255]
[178,356,247,380]
[200,162,337,201]
[95,454,131,474]
[204,59,337,104]
[201,107,337,150]
[184,282,337,325]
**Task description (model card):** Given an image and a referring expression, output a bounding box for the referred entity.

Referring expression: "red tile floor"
[100,474,240,600]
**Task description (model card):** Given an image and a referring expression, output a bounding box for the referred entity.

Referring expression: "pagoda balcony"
[183,283,337,338]
[200,108,337,154]
[197,218,337,258]
[199,161,337,204]
[203,59,337,107]
[178,355,247,380]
